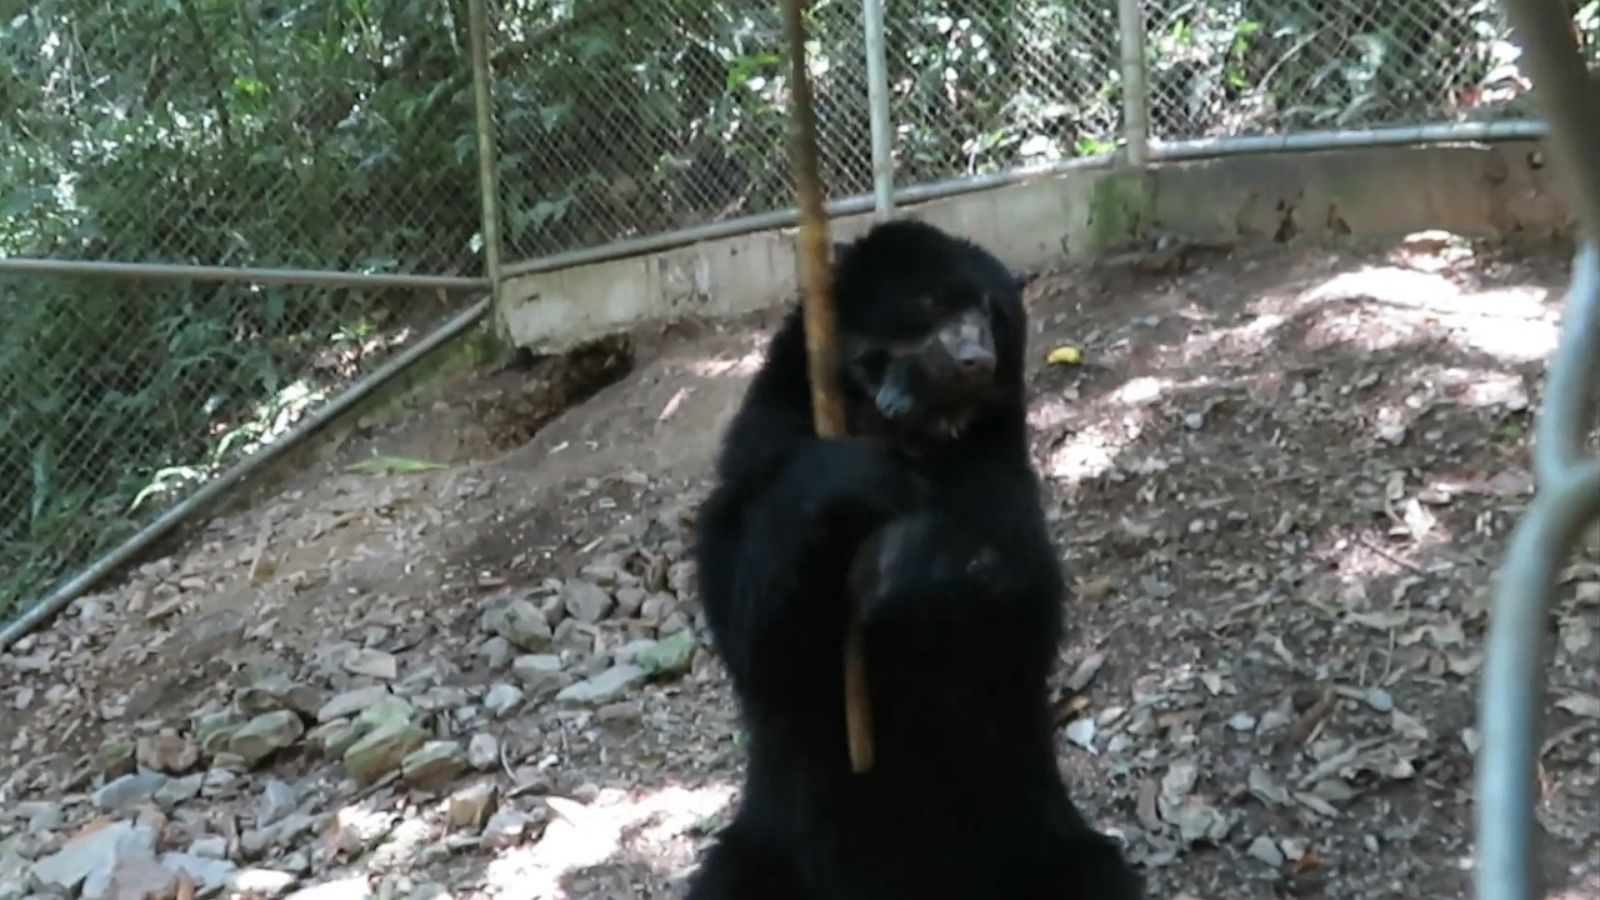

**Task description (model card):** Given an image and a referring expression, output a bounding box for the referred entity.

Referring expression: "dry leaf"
[1346,610,1412,630]
[1391,710,1431,741]
[1291,847,1325,873]
[1065,651,1106,692]
[1292,791,1341,819]
[1076,575,1115,603]
[1560,616,1594,654]
[1136,779,1164,832]
[1555,693,1600,719]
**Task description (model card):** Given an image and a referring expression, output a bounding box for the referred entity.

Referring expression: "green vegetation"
[0,0,1569,616]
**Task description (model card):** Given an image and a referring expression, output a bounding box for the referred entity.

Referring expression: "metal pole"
[495,117,1543,282]
[1476,0,1600,896]
[0,298,493,649]
[1151,118,1546,161]
[1116,0,1150,167]
[0,258,486,292]
[467,0,505,306]
[862,0,896,219]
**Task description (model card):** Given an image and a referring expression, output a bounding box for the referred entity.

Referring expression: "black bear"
[686,219,1143,900]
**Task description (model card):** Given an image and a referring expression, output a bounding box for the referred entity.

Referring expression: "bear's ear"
[1011,272,1028,291]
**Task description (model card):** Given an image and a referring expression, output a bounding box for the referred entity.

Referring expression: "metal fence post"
[468,0,505,304]
[862,0,895,219]
[1116,0,1150,167]
[1475,1,1600,897]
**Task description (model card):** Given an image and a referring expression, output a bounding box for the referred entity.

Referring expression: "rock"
[343,720,428,785]
[236,676,323,718]
[229,711,305,768]
[446,783,499,830]
[407,883,453,900]
[87,854,177,900]
[210,751,251,772]
[307,720,363,757]
[561,580,614,624]
[614,587,647,618]
[200,768,239,798]
[611,639,659,664]
[657,610,691,637]
[555,664,646,705]
[552,619,592,653]
[1364,688,1395,712]
[401,741,467,791]
[16,800,63,831]
[154,773,205,806]
[327,806,398,859]
[192,710,241,756]
[638,593,677,625]
[0,854,25,900]
[413,686,472,712]
[280,848,312,875]
[636,632,696,677]
[466,733,500,771]
[667,561,695,596]
[187,836,228,859]
[343,648,398,680]
[1247,835,1286,867]
[285,876,372,900]
[160,851,238,893]
[511,655,569,698]
[135,734,199,774]
[539,593,566,627]
[316,686,392,723]
[229,868,299,896]
[482,683,524,717]
[493,600,553,652]
[355,696,416,731]
[597,701,642,723]
[481,809,537,849]
[259,778,298,827]
[97,740,137,777]
[476,636,514,669]
[238,827,274,860]
[1064,718,1097,750]
[93,772,168,813]
[32,820,158,895]
[579,555,627,586]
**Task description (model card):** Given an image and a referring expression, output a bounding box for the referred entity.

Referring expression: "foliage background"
[0,0,1589,615]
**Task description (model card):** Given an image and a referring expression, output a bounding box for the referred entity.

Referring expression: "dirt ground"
[2,232,1598,900]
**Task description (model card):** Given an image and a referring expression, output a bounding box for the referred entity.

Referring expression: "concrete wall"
[498,139,1569,352]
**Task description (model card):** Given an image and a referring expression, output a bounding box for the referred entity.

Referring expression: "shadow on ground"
[1,233,1596,900]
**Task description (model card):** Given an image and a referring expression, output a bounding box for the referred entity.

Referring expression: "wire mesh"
[486,0,869,261]
[882,0,1124,185]
[1136,0,1591,142]
[0,3,479,617]
[0,0,1578,632]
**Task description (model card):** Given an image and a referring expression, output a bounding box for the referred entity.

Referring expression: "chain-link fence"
[882,1,1123,184]
[0,0,1585,631]
[1142,0,1528,140]
[485,0,885,260]
[0,2,484,622]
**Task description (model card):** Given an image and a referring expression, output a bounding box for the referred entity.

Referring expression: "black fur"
[688,220,1142,900]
